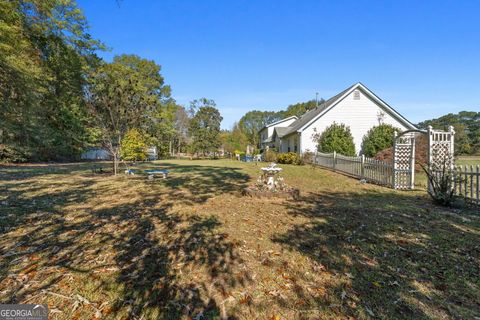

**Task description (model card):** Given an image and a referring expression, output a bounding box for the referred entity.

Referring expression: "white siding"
[267,117,297,137]
[260,117,298,149]
[267,126,275,138]
[300,90,411,154]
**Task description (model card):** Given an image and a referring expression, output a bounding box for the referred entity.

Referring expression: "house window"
[353,90,360,100]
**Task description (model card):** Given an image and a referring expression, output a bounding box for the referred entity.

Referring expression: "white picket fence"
[453,165,480,206]
[312,151,394,187]
[310,151,480,206]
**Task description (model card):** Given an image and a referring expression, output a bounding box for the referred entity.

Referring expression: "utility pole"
[315,92,319,107]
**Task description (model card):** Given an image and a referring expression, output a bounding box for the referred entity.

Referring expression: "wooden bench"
[144,169,169,180]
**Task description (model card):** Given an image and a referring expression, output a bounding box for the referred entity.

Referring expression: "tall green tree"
[236,99,324,151]
[219,123,248,155]
[283,99,324,117]
[189,100,223,156]
[0,0,102,161]
[110,55,176,158]
[238,110,284,148]
[173,105,191,154]
[87,55,170,174]
[148,100,178,157]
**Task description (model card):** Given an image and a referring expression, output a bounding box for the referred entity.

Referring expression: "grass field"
[1,159,479,319]
[413,155,480,189]
[457,155,480,167]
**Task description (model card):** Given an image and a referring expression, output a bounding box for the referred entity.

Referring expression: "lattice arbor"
[393,131,417,189]
[392,126,455,190]
[428,126,455,170]
[427,126,455,192]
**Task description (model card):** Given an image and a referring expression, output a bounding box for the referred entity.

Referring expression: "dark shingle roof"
[273,127,291,138]
[281,84,356,137]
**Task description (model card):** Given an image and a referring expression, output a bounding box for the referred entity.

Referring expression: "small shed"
[81,148,111,160]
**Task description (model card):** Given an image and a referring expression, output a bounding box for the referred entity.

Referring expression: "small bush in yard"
[375,134,428,171]
[422,155,461,207]
[120,128,148,161]
[362,124,401,157]
[301,151,315,164]
[313,122,356,156]
[264,149,278,162]
[277,152,302,165]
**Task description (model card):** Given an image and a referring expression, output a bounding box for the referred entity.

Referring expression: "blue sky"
[77,0,480,129]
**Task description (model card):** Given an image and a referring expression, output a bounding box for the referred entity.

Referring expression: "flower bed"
[242,187,300,200]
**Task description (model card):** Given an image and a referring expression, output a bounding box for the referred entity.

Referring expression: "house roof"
[258,116,298,132]
[280,84,356,137]
[272,127,291,138]
[280,82,416,138]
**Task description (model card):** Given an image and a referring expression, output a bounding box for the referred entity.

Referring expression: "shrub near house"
[361,124,400,157]
[277,152,302,165]
[314,123,356,156]
[257,83,417,155]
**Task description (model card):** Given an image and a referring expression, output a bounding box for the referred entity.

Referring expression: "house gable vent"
[353,90,360,100]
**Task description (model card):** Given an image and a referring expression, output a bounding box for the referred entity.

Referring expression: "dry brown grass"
[0,160,479,319]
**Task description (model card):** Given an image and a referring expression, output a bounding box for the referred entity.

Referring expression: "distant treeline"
[225,104,479,157]
[0,1,222,164]
[418,111,480,155]
[222,100,323,154]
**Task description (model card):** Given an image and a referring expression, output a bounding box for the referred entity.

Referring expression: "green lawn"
[457,155,480,167]
[0,159,479,319]
[414,155,480,189]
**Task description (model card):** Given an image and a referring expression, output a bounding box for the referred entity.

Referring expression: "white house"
[258,116,298,150]
[259,83,417,155]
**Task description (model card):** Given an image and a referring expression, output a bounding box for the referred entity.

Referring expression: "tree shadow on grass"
[272,190,480,319]
[133,162,251,204]
[0,162,250,319]
[0,162,114,181]
[107,204,245,319]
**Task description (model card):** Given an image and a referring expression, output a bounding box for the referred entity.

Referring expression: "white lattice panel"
[393,133,415,189]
